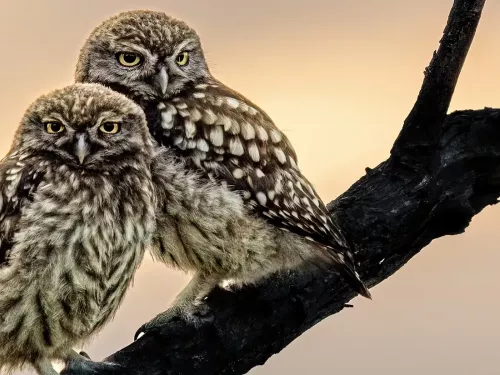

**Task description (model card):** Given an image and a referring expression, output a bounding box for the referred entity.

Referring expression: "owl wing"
[147,81,349,251]
[0,151,44,267]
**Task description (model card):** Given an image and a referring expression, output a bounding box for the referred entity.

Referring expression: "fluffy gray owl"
[75,10,370,331]
[0,84,155,375]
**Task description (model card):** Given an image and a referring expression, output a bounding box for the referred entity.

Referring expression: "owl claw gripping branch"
[76,10,371,337]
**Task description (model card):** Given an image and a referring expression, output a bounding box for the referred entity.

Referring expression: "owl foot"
[61,358,127,375]
[61,350,92,370]
[34,359,59,375]
[79,351,91,360]
[134,302,213,340]
[67,350,91,361]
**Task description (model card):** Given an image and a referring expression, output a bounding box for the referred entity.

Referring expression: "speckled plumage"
[75,10,370,328]
[0,84,156,374]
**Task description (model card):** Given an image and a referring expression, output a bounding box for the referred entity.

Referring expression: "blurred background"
[1,0,499,374]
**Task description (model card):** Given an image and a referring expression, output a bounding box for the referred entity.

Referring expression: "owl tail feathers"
[336,261,372,299]
[320,245,372,299]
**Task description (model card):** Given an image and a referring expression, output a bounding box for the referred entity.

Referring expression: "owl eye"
[116,52,143,67]
[176,51,189,66]
[45,122,65,134]
[99,122,121,134]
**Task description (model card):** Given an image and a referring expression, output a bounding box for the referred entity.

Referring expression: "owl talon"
[64,349,92,366]
[79,351,91,360]
[137,303,213,338]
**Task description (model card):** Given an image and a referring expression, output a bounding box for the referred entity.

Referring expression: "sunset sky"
[1,0,500,374]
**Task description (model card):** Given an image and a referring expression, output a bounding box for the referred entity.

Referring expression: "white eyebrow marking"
[114,43,156,63]
[95,111,122,127]
[173,39,197,55]
[43,114,67,125]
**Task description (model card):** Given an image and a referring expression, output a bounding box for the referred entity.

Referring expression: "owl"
[75,10,370,328]
[0,83,156,375]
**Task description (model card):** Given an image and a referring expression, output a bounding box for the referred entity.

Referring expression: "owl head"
[75,10,210,102]
[14,83,153,171]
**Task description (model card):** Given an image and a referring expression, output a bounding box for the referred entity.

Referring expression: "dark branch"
[62,0,490,374]
[391,0,485,168]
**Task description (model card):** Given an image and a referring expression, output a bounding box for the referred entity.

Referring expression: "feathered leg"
[136,271,220,339]
[34,359,59,375]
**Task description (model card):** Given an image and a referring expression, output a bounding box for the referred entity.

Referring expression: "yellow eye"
[117,52,142,67]
[176,51,189,66]
[45,122,65,134]
[99,122,121,134]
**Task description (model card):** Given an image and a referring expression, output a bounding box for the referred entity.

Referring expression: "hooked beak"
[155,66,169,96]
[74,133,90,165]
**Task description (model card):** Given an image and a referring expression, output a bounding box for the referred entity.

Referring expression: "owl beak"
[155,67,169,96]
[74,133,90,165]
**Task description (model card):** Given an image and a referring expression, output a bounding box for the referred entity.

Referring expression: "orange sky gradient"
[1,1,499,374]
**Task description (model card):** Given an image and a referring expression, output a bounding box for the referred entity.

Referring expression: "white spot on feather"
[256,192,267,205]
[225,97,240,108]
[248,142,260,162]
[203,109,217,124]
[161,110,174,129]
[209,126,224,146]
[255,168,265,178]
[197,138,209,152]
[241,122,255,140]
[273,148,287,164]
[270,130,282,143]
[228,119,240,134]
[6,168,22,175]
[217,115,233,132]
[267,190,275,200]
[189,107,202,122]
[248,107,258,115]
[275,179,284,193]
[193,92,206,98]
[229,137,244,156]
[232,168,244,179]
[184,119,196,138]
[213,97,224,106]
[256,126,268,141]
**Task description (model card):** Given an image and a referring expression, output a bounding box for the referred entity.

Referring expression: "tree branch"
[390,0,485,169]
[62,0,490,374]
